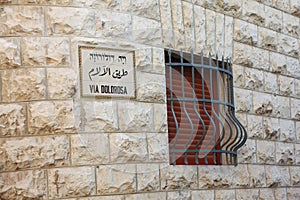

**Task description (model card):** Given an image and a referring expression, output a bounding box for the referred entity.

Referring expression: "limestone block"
[160,0,174,48]
[118,101,153,132]
[242,0,265,26]
[266,166,290,187]
[0,136,69,171]
[257,140,275,164]
[216,13,225,54]
[295,144,300,165]
[216,0,242,17]
[270,52,286,73]
[224,16,234,57]
[96,165,136,194]
[109,133,148,163]
[286,57,300,78]
[291,98,300,119]
[153,104,167,133]
[170,0,185,50]
[244,67,263,91]
[264,72,278,95]
[46,7,95,36]
[136,72,166,103]
[65,195,125,200]
[76,0,121,10]
[233,42,252,67]
[252,92,276,116]
[236,189,259,200]
[135,47,164,74]
[48,167,96,199]
[160,165,197,190]
[264,6,282,32]
[276,142,295,165]
[290,166,300,186]
[259,189,276,199]
[0,6,43,36]
[237,139,256,163]
[287,188,300,200]
[28,100,76,134]
[280,119,296,142]
[283,13,300,37]
[252,47,269,71]
[22,37,70,66]
[278,75,294,96]
[234,19,258,45]
[297,122,300,142]
[2,68,46,102]
[258,27,277,51]
[248,165,266,187]
[147,133,168,162]
[274,188,287,200]
[234,88,252,113]
[194,5,206,52]
[206,9,216,54]
[130,0,159,20]
[198,165,249,188]
[263,117,280,140]
[81,100,118,132]
[191,190,214,199]
[247,115,263,139]
[273,0,290,12]
[0,170,46,199]
[235,113,247,130]
[182,1,194,51]
[215,190,235,200]
[278,34,299,57]
[125,192,166,200]
[137,164,160,192]
[0,103,26,136]
[167,190,191,200]
[256,0,273,6]
[95,11,132,40]
[277,96,291,118]
[0,38,21,69]
[232,65,245,88]
[152,48,165,74]
[291,0,300,17]
[71,134,109,165]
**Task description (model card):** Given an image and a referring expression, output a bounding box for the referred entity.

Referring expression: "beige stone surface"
[232,64,245,88]
[248,165,266,187]
[252,47,269,71]
[28,100,76,134]
[182,1,194,51]
[71,134,109,165]
[265,6,282,32]
[280,119,296,142]
[170,0,185,50]
[287,188,300,200]
[237,139,256,163]
[294,143,300,165]
[291,0,300,17]
[252,92,276,116]
[194,5,206,52]
[291,98,300,119]
[0,136,69,171]
[259,188,276,199]
[130,0,160,20]
[215,189,235,200]
[96,165,136,194]
[283,13,300,37]
[191,190,214,199]
[2,68,46,102]
[0,170,46,199]
[234,88,252,112]
[233,42,252,67]
[167,190,191,200]
[125,192,166,200]
[234,19,258,46]
[206,9,216,54]
[242,0,265,26]
[48,167,96,199]
[266,166,290,187]
[160,0,174,48]
[244,67,263,91]
[278,34,299,57]
[217,0,242,17]
[236,189,259,200]
[258,27,277,51]
[274,188,288,200]
[0,6,44,36]
[110,133,148,163]
[257,140,275,164]
[224,16,234,57]
[137,164,160,192]
[273,0,290,12]
[286,57,300,78]
[290,166,300,186]
[279,75,294,96]
[147,133,168,162]
[263,117,280,140]
[270,52,287,73]
[276,142,295,164]
[277,96,291,118]
[153,104,167,133]
[0,103,26,136]
[0,38,21,69]
[264,72,278,94]
[161,165,197,190]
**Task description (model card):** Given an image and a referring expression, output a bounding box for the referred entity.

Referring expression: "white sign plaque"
[79,46,135,98]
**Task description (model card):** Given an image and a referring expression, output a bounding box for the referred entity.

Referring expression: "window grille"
[165,49,247,166]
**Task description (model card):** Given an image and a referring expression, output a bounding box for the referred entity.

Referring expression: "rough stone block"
[242,0,265,26]
[278,34,299,57]
[264,72,278,95]
[297,122,300,142]
[0,38,21,69]
[287,56,300,78]
[244,67,263,91]
[118,101,153,132]
[167,190,191,200]
[287,188,300,200]
[171,0,185,50]
[48,167,96,199]
[279,75,294,96]
[2,68,46,102]
[232,64,245,88]
[125,192,166,200]
[147,133,168,162]
[215,190,235,200]
[276,142,295,165]
[233,42,252,67]
[258,27,277,51]
[0,136,69,171]
[191,190,214,199]
[263,117,280,140]
[248,165,266,187]
[137,164,160,192]
[247,115,263,139]
[46,7,95,36]
[216,13,225,54]
[252,47,269,70]
[194,5,206,52]
[280,119,296,142]
[22,37,70,66]
[110,133,148,163]
[283,13,300,37]
[259,189,276,199]
[0,103,26,136]
[234,19,258,46]
[252,92,276,116]
[153,104,167,133]
[266,166,290,187]
[0,6,44,36]
[160,0,174,48]
[0,170,46,199]
[28,100,76,134]
[291,0,300,17]
[291,98,300,120]
[277,96,291,118]
[161,165,197,190]
[273,0,290,12]
[71,134,109,165]
[264,6,282,32]
[130,0,159,20]
[274,188,288,200]
[295,143,300,165]
[81,100,118,132]
[182,1,194,51]
[136,47,164,75]
[96,165,136,194]
[290,166,300,186]
[206,9,216,54]
[270,52,287,73]
[224,16,234,57]
[236,189,259,200]
[237,139,256,163]
[257,140,276,164]
[234,88,252,113]
[136,72,166,103]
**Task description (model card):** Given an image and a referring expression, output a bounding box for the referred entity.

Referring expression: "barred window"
[165,49,247,166]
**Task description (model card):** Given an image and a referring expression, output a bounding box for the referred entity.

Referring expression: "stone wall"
[0,0,300,199]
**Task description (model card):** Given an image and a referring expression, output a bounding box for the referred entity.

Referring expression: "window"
[165,49,247,165]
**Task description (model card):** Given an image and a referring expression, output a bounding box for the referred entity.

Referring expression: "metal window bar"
[165,49,247,166]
